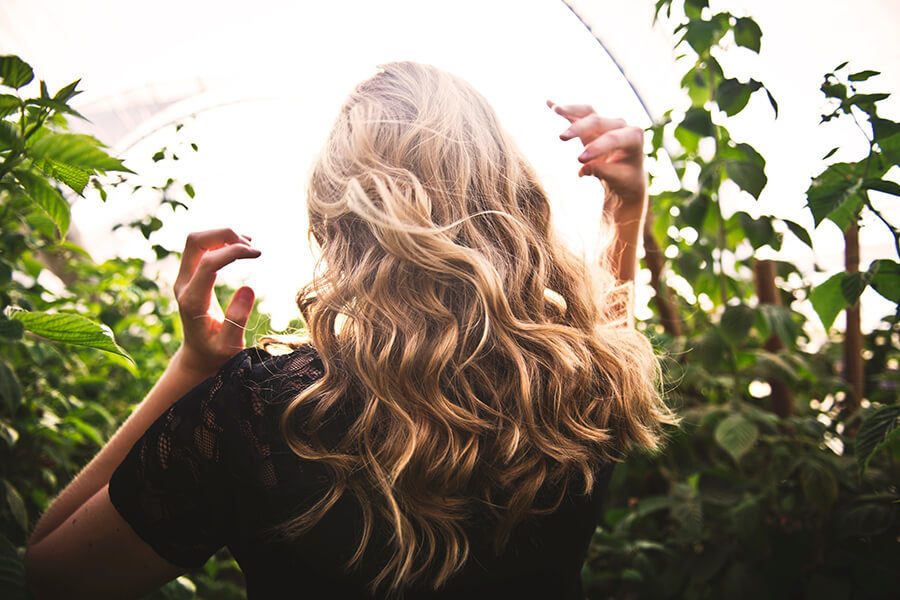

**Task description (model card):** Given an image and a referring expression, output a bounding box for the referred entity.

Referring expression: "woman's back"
[109,346,613,599]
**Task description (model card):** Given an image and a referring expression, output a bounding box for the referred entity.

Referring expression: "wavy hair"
[265,61,675,594]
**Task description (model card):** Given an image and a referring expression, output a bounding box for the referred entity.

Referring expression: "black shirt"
[109,346,612,599]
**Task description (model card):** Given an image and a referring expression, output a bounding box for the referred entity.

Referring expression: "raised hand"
[547,101,647,213]
[172,228,261,378]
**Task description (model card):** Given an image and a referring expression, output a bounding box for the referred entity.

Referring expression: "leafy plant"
[0,55,245,599]
[581,2,900,598]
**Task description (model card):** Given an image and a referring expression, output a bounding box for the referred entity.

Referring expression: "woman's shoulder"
[219,343,325,399]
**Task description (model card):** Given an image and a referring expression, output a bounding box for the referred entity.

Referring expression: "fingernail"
[578,151,591,162]
[560,129,573,140]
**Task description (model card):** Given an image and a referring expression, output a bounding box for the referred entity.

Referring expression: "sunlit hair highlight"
[264,61,675,594]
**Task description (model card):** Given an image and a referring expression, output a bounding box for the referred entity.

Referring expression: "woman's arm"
[25,228,260,598]
[547,102,648,286]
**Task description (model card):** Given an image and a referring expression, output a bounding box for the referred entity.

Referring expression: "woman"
[25,62,674,598]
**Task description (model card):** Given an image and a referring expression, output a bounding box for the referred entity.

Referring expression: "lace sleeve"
[107,350,257,568]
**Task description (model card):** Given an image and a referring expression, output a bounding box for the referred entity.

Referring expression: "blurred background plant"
[0,54,247,599]
[581,1,899,599]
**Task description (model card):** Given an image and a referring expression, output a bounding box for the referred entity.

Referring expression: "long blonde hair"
[268,61,674,593]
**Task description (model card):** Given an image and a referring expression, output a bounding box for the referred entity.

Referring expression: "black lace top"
[109,346,613,599]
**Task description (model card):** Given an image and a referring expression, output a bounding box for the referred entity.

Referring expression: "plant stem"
[864,199,900,260]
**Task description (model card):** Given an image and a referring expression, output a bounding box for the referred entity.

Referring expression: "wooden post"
[753,259,794,417]
[642,216,682,337]
[844,222,864,412]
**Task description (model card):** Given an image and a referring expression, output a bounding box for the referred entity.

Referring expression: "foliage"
[581,2,900,598]
[0,56,244,599]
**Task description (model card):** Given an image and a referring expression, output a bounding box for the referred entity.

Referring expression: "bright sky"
[2,0,898,334]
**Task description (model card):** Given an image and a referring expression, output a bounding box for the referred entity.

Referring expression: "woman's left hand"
[172,228,261,378]
[547,101,647,213]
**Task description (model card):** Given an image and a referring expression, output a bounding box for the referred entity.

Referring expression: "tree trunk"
[753,259,793,418]
[843,222,863,412]
[642,216,682,337]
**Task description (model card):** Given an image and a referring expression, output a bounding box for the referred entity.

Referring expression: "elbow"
[24,541,50,599]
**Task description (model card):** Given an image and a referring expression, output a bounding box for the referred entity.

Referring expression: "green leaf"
[714,413,759,463]
[751,349,800,383]
[7,309,133,362]
[679,193,710,229]
[0,120,21,150]
[822,147,839,160]
[23,97,87,121]
[840,270,873,306]
[842,93,890,113]
[800,461,838,513]
[720,142,767,200]
[733,17,762,52]
[869,259,900,303]
[836,503,893,539]
[152,149,166,162]
[758,304,800,347]
[35,158,91,196]
[720,304,756,345]
[683,69,711,106]
[28,133,133,174]
[0,318,24,340]
[0,361,22,414]
[806,167,863,230]
[683,0,708,19]
[764,87,778,118]
[783,219,813,248]
[856,405,900,476]
[736,212,778,249]
[725,160,766,199]
[156,576,197,600]
[683,19,719,54]
[0,533,25,597]
[2,480,27,531]
[871,116,900,143]
[183,183,195,199]
[64,416,104,447]
[848,70,880,82]
[0,94,19,119]
[717,78,761,117]
[0,56,34,89]
[863,178,900,196]
[0,421,17,448]
[52,79,82,103]
[680,106,714,137]
[809,273,846,330]
[15,169,70,238]
[821,80,847,101]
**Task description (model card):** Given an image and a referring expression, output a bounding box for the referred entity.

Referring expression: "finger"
[578,127,644,164]
[560,114,627,142]
[177,244,261,313]
[174,229,252,293]
[547,101,595,123]
[222,286,255,350]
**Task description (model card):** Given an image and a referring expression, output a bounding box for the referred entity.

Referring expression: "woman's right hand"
[172,228,261,379]
[547,101,647,215]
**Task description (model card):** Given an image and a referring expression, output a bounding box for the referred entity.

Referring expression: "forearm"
[604,191,648,285]
[28,347,214,546]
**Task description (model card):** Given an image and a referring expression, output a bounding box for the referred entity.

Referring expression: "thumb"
[222,286,255,349]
